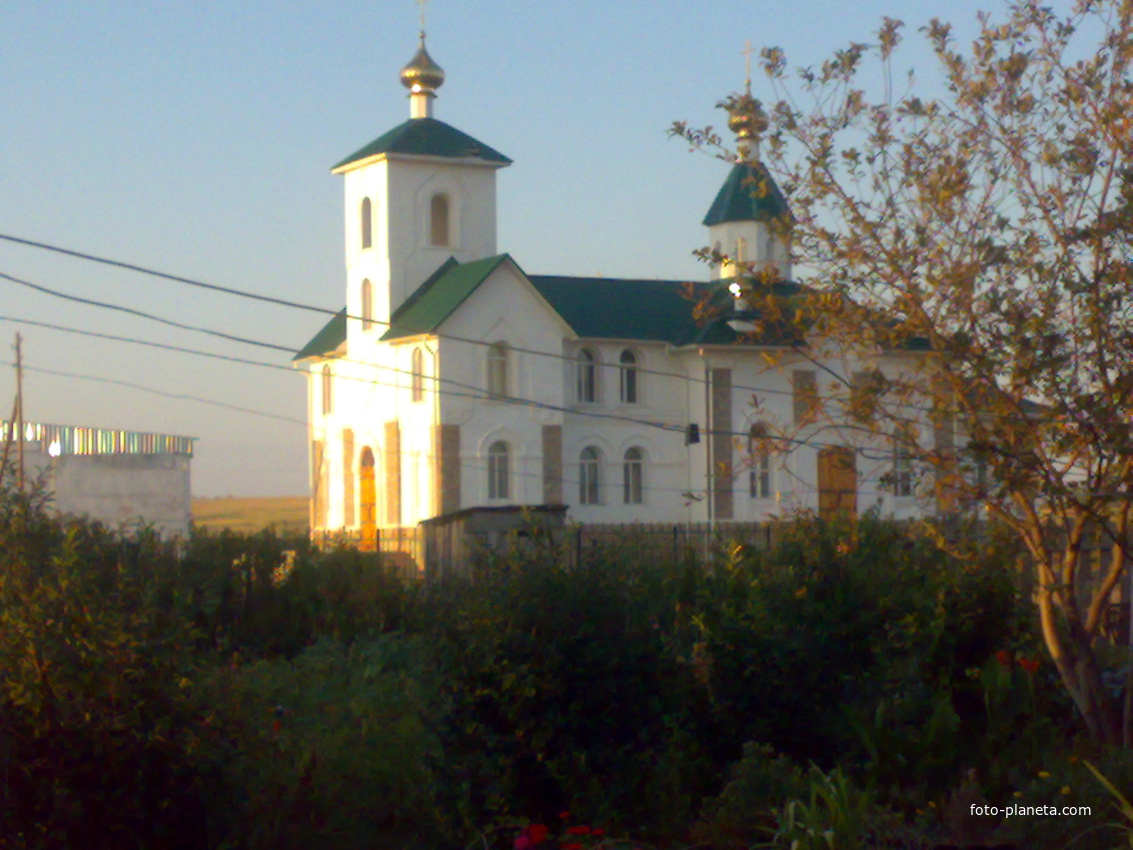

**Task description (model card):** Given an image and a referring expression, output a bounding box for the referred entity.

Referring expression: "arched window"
[579,446,602,505]
[361,197,372,250]
[321,365,332,415]
[623,447,644,505]
[361,279,373,331]
[430,193,450,246]
[749,423,772,499]
[488,441,509,499]
[411,347,424,402]
[576,348,597,403]
[619,349,638,404]
[487,342,508,398]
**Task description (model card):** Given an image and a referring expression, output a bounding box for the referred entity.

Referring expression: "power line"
[0,232,332,317]
[0,269,295,354]
[0,313,903,462]
[1,237,1071,461]
[1,359,307,427]
[0,233,1065,434]
[0,232,815,403]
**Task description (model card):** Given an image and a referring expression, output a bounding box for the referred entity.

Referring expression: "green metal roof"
[703,162,792,227]
[381,254,510,340]
[294,308,346,360]
[332,117,512,171]
[528,276,710,343]
[528,275,809,347]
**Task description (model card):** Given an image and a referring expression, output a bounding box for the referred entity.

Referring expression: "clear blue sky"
[0,1,994,497]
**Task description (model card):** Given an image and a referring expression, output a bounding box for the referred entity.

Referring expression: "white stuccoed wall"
[18,443,192,537]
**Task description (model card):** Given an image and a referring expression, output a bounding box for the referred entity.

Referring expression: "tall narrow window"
[487,342,508,398]
[361,197,372,249]
[488,441,509,499]
[411,347,424,402]
[619,350,638,404]
[361,279,373,331]
[893,432,914,497]
[792,370,819,424]
[579,446,602,505]
[321,365,332,415]
[576,349,597,403]
[749,423,772,499]
[623,447,644,505]
[430,193,450,246]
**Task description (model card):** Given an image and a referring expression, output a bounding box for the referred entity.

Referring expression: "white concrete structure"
[3,421,194,537]
[295,41,947,541]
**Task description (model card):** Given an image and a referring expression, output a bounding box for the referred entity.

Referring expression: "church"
[294,34,941,543]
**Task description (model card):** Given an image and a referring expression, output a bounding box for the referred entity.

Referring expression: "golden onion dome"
[400,33,445,93]
[726,89,769,142]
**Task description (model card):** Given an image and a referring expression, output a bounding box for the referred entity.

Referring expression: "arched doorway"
[360,448,377,551]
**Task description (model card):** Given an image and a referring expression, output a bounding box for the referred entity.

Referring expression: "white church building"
[295,35,943,544]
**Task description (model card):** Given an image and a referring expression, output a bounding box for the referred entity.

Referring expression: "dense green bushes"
[0,481,1129,849]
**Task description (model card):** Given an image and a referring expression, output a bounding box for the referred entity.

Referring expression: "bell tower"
[331,32,511,344]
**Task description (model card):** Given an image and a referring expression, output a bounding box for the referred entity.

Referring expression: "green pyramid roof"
[333,117,511,171]
[703,162,792,226]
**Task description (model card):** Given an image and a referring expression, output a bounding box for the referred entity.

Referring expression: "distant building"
[1,421,194,537]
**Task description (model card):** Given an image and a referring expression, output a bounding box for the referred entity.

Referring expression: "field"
[191,495,308,534]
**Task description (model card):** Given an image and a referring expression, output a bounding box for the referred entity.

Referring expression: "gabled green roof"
[703,162,792,227]
[293,308,347,361]
[332,117,512,171]
[381,254,511,341]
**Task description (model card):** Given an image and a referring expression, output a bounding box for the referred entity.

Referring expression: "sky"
[0,1,996,497]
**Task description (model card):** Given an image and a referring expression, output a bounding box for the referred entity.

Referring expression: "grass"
[191,496,308,534]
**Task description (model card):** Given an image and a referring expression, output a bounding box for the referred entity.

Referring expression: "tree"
[676,0,1133,745]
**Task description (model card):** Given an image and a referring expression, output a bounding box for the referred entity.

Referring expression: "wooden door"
[360,448,377,552]
[818,446,857,519]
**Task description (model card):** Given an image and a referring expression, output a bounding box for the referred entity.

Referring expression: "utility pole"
[15,334,24,493]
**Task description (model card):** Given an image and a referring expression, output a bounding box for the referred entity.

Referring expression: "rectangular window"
[893,436,914,497]
[792,370,818,425]
[411,348,424,403]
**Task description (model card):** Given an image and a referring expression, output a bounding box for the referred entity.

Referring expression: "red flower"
[1019,656,1041,675]
[563,844,584,850]
[559,811,572,820]
[591,829,605,837]
[527,824,549,845]
[515,836,533,850]
[567,826,591,835]
[995,649,1013,668]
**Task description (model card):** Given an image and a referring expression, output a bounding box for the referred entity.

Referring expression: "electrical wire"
[0,270,295,353]
[0,233,1076,435]
[0,232,846,405]
[0,312,909,461]
[0,359,307,427]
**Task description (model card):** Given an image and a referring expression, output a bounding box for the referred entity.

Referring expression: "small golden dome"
[725,88,769,142]
[400,33,445,93]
